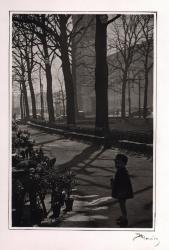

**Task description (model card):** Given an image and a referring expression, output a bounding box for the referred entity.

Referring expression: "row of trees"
[12,14,154,136]
[13,14,76,124]
[108,15,153,119]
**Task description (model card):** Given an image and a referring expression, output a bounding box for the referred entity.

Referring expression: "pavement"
[16,125,153,229]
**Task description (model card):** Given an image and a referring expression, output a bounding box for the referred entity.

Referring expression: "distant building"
[72,15,153,118]
[72,15,96,116]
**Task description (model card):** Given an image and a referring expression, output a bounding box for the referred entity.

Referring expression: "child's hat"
[114,154,128,164]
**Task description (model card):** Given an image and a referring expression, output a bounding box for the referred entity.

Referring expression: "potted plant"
[63,170,76,212]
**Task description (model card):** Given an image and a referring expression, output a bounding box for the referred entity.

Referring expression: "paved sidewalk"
[19,125,153,229]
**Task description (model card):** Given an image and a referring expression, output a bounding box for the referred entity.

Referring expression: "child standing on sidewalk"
[111,154,133,227]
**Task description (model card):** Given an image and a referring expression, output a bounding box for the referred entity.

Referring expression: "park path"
[20,125,153,228]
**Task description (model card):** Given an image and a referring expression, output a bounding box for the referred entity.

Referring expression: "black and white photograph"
[11,12,155,229]
[2,0,169,249]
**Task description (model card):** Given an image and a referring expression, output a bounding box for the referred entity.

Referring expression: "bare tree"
[23,31,37,119]
[57,75,66,116]
[13,14,88,126]
[109,15,143,118]
[39,65,45,119]
[20,83,24,119]
[42,14,95,125]
[137,15,154,118]
[12,48,30,119]
[95,14,121,135]
[13,14,57,122]
[12,20,37,118]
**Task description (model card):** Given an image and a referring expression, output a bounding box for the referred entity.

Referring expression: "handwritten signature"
[133,233,160,247]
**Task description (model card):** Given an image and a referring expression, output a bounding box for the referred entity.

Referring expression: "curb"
[27,122,153,154]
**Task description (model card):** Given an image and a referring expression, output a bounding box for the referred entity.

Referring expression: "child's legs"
[119,199,127,219]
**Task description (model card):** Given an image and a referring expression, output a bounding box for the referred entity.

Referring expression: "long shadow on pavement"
[35,137,65,146]
[75,184,152,206]
[56,144,103,173]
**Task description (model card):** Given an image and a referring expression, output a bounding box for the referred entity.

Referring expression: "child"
[111,154,133,227]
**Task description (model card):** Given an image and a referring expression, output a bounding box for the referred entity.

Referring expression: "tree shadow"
[76,162,115,176]
[35,137,63,146]
[31,132,47,136]
[74,182,153,206]
[57,144,105,173]
[40,184,153,228]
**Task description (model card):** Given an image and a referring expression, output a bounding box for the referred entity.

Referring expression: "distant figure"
[110,154,133,227]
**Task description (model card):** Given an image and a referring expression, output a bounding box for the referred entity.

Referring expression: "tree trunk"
[41,16,55,122]
[20,85,24,119]
[60,16,75,127]
[59,82,66,116]
[26,62,37,119]
[72,41,79,119]
[22,94,26,118]
[121,73,127,119]
[143,66,149,119]
[138,79,141,118]
[21,80,30,119]
[61,52,76,126]
[95,15,109,136]
[128,80,131,117]
[45,62,55,122]
[39,67,44,120]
